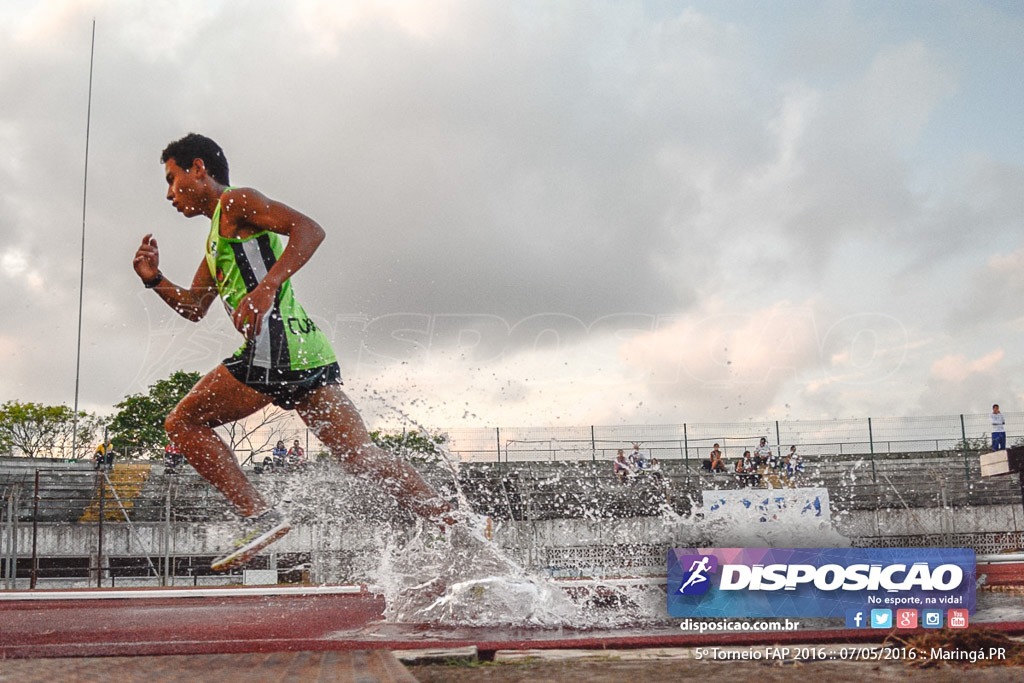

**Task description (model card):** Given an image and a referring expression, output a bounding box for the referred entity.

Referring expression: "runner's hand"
[233,283,276,339]
[133,234,160,281]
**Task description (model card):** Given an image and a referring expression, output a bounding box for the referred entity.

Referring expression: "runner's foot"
[211,509,291,572]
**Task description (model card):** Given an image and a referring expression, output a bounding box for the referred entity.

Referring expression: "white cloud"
[930,349,1004,384]
[0,1,1021,430]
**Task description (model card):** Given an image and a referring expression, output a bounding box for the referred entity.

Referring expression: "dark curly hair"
[160,133,230,185]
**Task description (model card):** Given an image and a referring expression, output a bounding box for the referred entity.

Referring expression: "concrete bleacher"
[2,451,1021,527]
[0,458,235,524]
[0,460,98,523]
[452,452,1023,520]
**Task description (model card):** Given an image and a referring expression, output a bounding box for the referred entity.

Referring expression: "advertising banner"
[667,547,976,619]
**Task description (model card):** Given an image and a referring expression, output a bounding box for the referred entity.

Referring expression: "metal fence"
[9,411,1017,466]
[443,412,1020,463]
[0,464,308,589]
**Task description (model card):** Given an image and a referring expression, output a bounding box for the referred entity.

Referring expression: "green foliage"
[108,370,200,458]
[369,429,447,463]
[0,400,102,459]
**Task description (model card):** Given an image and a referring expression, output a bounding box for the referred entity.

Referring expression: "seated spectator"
[734,451,749,485]
[786,452,805,478]
[613,449,634,483]
[754,437,773,469]
[738,450,761,486]
[646,457,664,479]
[273,440,288,468]
[710,447,726,473]
[261,440,287,473]
[629,443,648,470]
[287,439,306,467]
[164,442,183,473]
[741,450,754,472]
[704,443,726,472]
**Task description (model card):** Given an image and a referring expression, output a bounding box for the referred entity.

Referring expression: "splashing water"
[268,452,852,628]
[378,519,578,626]
[274,392,851,628]
[364,489,851,629]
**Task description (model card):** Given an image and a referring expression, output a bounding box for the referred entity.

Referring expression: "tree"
[52,411,106,461]
[108,371,201,458]
[0,401,101,459]
[218,405,296,464]
[369,429,448,464]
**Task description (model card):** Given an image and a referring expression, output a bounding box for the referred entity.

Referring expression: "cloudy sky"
[2,0,1023,432]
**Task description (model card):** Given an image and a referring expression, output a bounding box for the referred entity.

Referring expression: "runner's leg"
[294,384,454,523]
[165,365,273,518]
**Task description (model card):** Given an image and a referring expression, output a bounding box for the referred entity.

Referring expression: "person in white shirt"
[754,437,773,468]
[991,404,1006,451]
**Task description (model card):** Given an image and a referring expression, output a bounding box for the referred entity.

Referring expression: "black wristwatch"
[143,271,164,289]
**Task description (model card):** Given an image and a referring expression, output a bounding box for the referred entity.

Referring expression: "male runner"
[133,133,454,571]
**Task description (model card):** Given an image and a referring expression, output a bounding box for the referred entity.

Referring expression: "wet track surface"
[2,585,1023,660]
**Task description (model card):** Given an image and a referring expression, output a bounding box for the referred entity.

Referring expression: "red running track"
[2,584,1023,659]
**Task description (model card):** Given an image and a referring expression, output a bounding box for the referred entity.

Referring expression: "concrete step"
[79,464,153,523]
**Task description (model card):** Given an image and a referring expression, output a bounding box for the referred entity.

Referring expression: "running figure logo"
[676,554,718,595]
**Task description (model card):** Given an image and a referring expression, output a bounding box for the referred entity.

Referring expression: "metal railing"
[6,412,1019,466]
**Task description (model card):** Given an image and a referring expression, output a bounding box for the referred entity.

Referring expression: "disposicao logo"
[667,548,975,619]
[675,554,718,595]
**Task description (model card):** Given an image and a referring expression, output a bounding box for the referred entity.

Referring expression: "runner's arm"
[218,188,325,338]
[133,234,218,321]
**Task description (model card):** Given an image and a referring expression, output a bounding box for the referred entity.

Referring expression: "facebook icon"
[846,609,867,629]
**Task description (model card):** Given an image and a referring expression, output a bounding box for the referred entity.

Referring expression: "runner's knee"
[165,403,201,439]
[334,449,371,474]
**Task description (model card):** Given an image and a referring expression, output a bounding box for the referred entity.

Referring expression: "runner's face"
[165,159,203,217]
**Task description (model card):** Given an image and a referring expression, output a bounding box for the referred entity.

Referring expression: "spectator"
[646,457,664,479]
[260,440,287,473]
[704,443,726,472]
[734,450,753,486]
[103,442,115,470]
[613,449,633,483]
[274,440,289,467]
[739,450,753,472]
[93,442,106,471]
[786,452,805,479]
[992,404,1006,452]
[710,445,727,473]
[164,442,183,473]
[287,439,306,467]
[630,443,648,470]
[754,437,773,469]
[742,450,762,487]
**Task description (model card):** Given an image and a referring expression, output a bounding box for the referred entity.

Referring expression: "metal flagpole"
[72,20,96,462]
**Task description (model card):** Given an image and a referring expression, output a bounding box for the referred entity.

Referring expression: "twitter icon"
[870,609,892,629]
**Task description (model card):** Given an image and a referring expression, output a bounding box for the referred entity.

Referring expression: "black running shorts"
[221,359,343,409]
